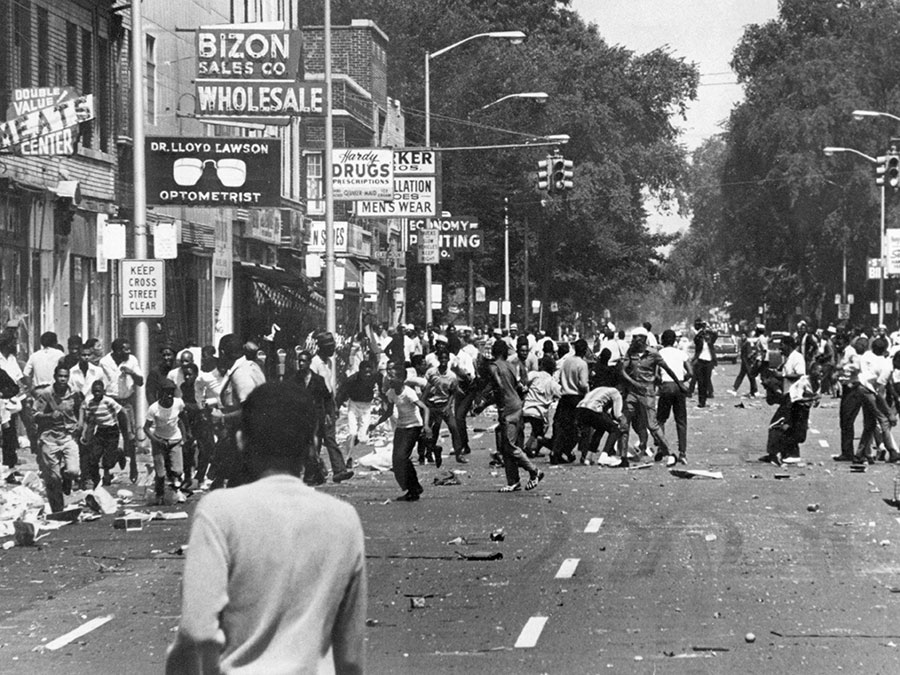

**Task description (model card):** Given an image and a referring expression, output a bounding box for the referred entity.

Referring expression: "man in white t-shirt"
[657,329,693,462]
[144,379,186,504]
[99,337,145,483]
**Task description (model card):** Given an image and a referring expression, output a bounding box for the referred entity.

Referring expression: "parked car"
[766,331,792,369]
[713,333,740,364]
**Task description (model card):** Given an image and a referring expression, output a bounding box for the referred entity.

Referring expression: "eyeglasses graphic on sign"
[172,158,247,187]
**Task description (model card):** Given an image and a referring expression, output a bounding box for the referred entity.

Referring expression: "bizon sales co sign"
[145,136,282,207]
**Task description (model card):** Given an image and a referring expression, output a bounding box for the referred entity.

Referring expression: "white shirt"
[782,351,806,394]
[23,347,63,389]
[99,353,144,399]
[146,398,185,441]
[658,346,688,383]
[310,354,336,393]
[0,352,23,383]
[69,362,106,396]
[387,385,423,428]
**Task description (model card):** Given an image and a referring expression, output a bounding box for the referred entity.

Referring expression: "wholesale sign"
[145,136,282,207]
[332,148,394,200]
[194,24,323,121]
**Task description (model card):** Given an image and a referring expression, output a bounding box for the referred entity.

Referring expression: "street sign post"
[120,260,166,318]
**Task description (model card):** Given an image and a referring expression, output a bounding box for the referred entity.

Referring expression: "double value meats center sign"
[0,86,94,156]
[194,24,323,122]
[145,136,282,207]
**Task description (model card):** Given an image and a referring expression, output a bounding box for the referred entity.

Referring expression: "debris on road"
[409,596,426,609]
[807,504,821,512]
[433,471,461,486]
[745,632,756,643]
[446,536,467,545]
[455,550,502,561]
[490,528,505,541]
[669,469,723,479]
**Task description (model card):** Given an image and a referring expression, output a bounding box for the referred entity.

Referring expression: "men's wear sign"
[121,260,166,318]
[356,149,441,217]
[332,148,394,201]
[145,136,282,207]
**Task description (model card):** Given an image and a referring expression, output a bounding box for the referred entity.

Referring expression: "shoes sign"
[194,24,323,124]
[145,136,282,207]
[0,87,93,156]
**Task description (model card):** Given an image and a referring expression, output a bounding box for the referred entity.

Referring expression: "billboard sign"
[332,148,394,200]
[403,215,480,250]
[145,136,282,207]
[0,89,92,155]
[356,175,440,217]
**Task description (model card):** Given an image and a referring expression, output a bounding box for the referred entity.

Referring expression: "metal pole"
[467,257,474,327]
[131,1,149,430]
[423,54,433,327]
[324,0,336,333]
[522,218,529,331]
[880,183,886,326]
[504,196,510,331]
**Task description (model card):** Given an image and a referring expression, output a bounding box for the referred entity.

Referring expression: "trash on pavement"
[455,550,503,561]
[2,540,14,550]
[13,516,38,546]
[433,471,461,486]
[807,504,821,512]
[705,534,717,542]
[446,536,467,546]
[409,596,426,609]
[84,487,118,514]
[490,528,505,541]
[46,506,82,522]
[669,469,723,479]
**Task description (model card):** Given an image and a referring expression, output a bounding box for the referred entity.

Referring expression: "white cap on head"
[631,326,649,338]
[510,323,518,331]
[433,334,448,344]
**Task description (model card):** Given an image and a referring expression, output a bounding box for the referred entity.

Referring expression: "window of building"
[98,37,110,152]
[37,6,48,87]
[13,0,31,88]
[145,34,156,124]
[306,153,324,216]
[81,28,93,147]
[66,22,78,86]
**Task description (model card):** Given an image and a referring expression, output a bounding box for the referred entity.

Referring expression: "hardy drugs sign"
[121,260,165,318]
[332,148,394,200]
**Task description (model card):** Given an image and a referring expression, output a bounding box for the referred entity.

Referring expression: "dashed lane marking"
[584,517,604,533]
[819,439,829,448]
[555,558,580,579]
[514,616,548,648]
[44,615,113,651]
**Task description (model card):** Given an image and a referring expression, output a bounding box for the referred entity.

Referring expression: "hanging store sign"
[194,24,323,122]
[355,149,441,217]
[332,148,394,200]
[0,88,92,155]
[403,216,480,249]
[886,231,900,276]
[145,136,282,207]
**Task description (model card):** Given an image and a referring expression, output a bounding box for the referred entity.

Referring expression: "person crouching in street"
[143,378,186,504]
[368,361,431,501]
[762,335,818,465]
[575,385,625,464]
[166,382,367,674]
[33,364,84,513]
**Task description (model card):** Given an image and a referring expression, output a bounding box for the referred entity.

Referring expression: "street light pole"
[504,197,510,331]
[423,30,526,327]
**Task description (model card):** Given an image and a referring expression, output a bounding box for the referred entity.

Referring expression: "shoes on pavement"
[499,482,522,493]
[524,471,544,490]
[726,389,738,396]
[455,455,468,464]
[759,454,782,467]
[563,451,576,464]
[332,470,354,483]
[665,455,677,467]
[832,454,853,462]
[654,449,668,463]
[395,491,420,502]
[676,454,687,465]
[462,446,472,455]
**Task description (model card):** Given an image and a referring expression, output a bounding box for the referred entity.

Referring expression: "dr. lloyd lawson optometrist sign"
[145,136,282,207]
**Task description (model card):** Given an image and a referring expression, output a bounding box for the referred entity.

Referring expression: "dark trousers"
[2,420,19,468]
[839,385,863,458]
[575,407,619,456]
[621,391,670,456]
[551,394,583,461]
[523,415,547,456]
[498,409,536,485]
[425,400,463,458]
[657,382,688,456]
[694,360,714,406]
[454,385,478,451]
[767,397,811,459]
[733,359,758,395]
[392,426,423,495]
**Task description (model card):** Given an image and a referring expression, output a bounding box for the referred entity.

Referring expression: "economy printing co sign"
[332,148,394,201]
[0,87,93,156]
[145,136,282,207]
[194,25,323,120]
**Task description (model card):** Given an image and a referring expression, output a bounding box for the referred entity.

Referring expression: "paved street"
[3,364,900,673]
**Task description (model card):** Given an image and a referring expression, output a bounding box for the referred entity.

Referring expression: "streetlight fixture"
[479,91,548,111]
[852,109,900,124]
[423,30,526,326]
[823,145,886,324]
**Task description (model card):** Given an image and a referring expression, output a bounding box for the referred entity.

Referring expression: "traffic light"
[876,155,887,187]
[550,156,574,192]
[536,156,551,192]
[888,152,900,189]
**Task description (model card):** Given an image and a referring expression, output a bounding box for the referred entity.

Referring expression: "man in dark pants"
[309,333,353,483]
[692,319,717,407]
[836,336,865,461]
[551,338,590,464]
[657,329,692,462]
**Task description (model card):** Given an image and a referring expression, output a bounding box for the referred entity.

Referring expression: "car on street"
[713,333,739,363]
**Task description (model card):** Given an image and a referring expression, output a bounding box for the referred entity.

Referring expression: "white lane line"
[810,428,820,434]
[584,517,604,533]
[818,439,829,448]
[555,558,580,579]
[44,615,114,651]
[514,616,548,648]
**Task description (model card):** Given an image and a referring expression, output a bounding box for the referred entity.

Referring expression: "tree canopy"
[304,0,699,328]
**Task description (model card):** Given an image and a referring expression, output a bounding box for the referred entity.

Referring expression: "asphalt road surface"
[3,364,900,674]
